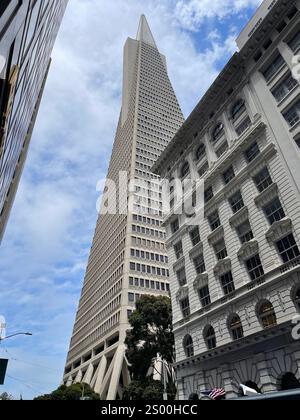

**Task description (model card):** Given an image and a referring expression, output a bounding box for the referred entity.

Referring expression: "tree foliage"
[0,392,14,400]
[34,383,100,401]
[123,295,176,400]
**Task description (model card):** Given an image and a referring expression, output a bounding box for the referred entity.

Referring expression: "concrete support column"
[94,355,108,394]
[74,369,82,384]
[107,345,126,400]
[82,363,94,386]
[186,152,198,180]
[256,353,277,393]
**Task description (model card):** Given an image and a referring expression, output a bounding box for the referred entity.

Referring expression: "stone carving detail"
[176,285,189,302]
[193,273,209,290]
[214,257,232,276]
[265,218,292,243]
[238,239,259,261]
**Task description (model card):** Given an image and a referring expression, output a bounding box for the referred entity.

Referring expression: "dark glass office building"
[0,0,68,241]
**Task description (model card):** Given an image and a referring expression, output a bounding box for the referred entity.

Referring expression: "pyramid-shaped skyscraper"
[64,16,184,400]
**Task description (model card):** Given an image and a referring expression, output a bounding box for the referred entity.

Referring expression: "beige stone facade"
[153,0,300,400]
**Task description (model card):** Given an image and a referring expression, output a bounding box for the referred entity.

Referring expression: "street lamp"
[0,332,32,342]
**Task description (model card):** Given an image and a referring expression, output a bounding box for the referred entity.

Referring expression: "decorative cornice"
[237,239,259,261]
[193,273,209,290]
[254,183,278,208]
[207,225,224,245]
[173,256,185,272]
[229,206,249,227]
[189,242,204,259]
[265,218,293,243]
[176,285,189,302]
[214,257,232,276]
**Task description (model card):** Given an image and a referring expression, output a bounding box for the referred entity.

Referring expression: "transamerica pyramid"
[63,15,185,400]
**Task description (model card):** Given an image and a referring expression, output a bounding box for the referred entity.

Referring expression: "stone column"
[221,363,236,399]
[294,350,300,380]
[256,353,277,393]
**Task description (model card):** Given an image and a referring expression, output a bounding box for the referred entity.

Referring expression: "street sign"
[0,359,8,385]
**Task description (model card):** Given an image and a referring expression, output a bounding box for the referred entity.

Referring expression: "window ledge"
[189,241,204,258]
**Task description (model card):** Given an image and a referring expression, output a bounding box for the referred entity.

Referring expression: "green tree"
[0,392,13,400]
[34,383,100,401]
[123,295,176,400]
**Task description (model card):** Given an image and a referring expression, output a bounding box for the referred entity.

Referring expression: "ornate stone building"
[63,16,184,399]
[153,0,300,399]
[0,0,68,241]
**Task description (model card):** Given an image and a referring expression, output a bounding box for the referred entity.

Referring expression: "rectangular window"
[130,262,135,271]
[208,211,221,231]
[128,293,135,302]
[276,233,300,263]
[220,271,235,296]
[129,277,134,286]
[246,254,264,280]
[194,254,206,274]
[216,141,228,158]
[190,227,201,246]
[236,117,251,136]
[176,267,187,286]
[180,297,190,318]
[223,166,235,185]
[237,220,254,244]
[263,197,285,225]
[272,73,298,102]
[288,30,300,52]
[283,100,300,127]
[229,191,244,214]
[253,167,272,193]
[198,162,209,178]
[245,142,260,163]
[199,286,211,308]
[171,219,179,234]
[263,54,285,82]
[204,186,214,203]
[214,239,228,260]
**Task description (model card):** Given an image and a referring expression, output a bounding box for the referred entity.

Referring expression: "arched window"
[183,335,194,358]
[280,373,300,391]
[229,314,244,341]
[204,325,216,350]
[212,122,224,142]
[231,99,246,120]
[294,287,300,311]
[181,162,190,178]
[196,143,206,160]
[258,300,277,329]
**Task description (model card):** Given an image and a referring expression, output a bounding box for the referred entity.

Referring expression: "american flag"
[201,388,226,400]
[209,388,226,400]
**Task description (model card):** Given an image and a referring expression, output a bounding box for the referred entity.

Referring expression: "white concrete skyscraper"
[64,16,184,400]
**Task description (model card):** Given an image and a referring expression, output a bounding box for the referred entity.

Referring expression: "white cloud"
[174,0,263,31]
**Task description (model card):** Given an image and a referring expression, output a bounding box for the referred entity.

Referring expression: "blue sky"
[0,0,263,399]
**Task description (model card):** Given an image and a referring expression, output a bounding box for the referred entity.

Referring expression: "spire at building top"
[136,15,157,48]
